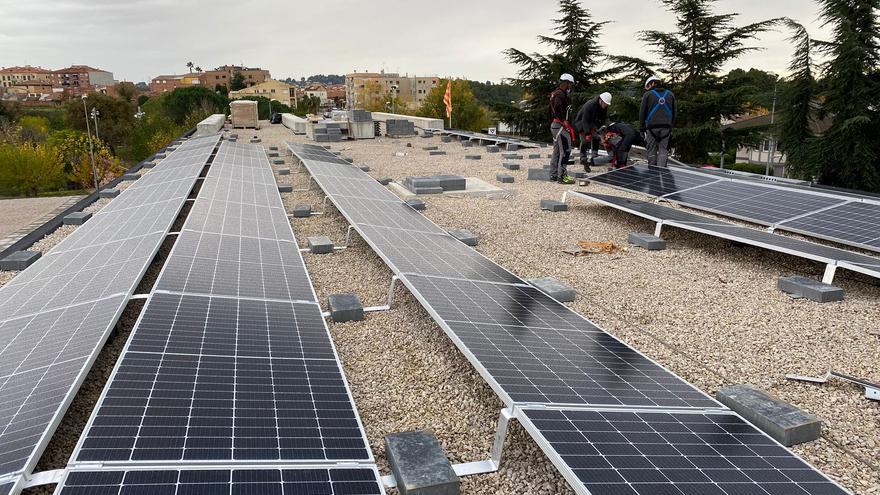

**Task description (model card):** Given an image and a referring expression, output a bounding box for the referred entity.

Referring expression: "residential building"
[326,85,346,106]
[228,79,297,108]
[345,70,439,110]
[0,65,53,88]
[0,81,56,101]
[51,65,115,94]
[303,84,328,104]
[201,65,270,91]
[150,73,204,93]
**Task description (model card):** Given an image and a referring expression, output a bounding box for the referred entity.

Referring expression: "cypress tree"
[778,21,819,181]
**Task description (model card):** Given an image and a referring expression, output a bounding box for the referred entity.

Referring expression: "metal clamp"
[786,370,879,401]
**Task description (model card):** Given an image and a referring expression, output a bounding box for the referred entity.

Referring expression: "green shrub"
[0,143,66,196]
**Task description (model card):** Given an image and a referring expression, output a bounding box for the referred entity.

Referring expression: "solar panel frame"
[54,466,385,495]
[517,406,851,495]
[775,200,880,253]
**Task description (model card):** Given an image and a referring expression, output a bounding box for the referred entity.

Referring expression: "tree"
[418,79,491,132]
[640,0,779,163]
[64,92,136,153]
[137,95,150,106]
[18,116,50,142]
[186,61,194,73]
[358,80,388,112]
[294,96,321,117]
[195,66,202,72]
[811,0,880,190]
[238,96,293,119]
[215,84,229,96]
[114,82,136,103]
[230,71,247,91]
[503,0,620,140]
[777,21,819,181]
[161,87,229,124]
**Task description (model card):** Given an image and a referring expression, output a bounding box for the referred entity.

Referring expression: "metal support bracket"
[24,469,66,488]
[654,221,664,238]
[363,276,400,313]
[822,264,838,285]
[380,407,513,489]
[293,176,315,192]
[129,294,150,301]
[786,370,879,401]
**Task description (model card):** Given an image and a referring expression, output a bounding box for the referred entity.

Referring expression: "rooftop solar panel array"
[60,140,379,494]
[590,165,880,253]
[575,192,880,281]
[0,134,220,488]
[288,142,849,495]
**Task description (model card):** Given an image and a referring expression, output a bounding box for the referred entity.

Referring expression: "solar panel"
[356,225,522,284]
[664,182,847,226]
[155,231,315,302]
[330,195,446,234]
[777,201,880,252]
[185,199,293,241]
[56,468,384,495]
[519,408,849,495]
[404,275,720,409]
[0,480,14,495]
[591,165,721,197]
[313,176,401,201]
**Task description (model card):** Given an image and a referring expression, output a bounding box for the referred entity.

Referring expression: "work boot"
[549,176,558,182]
[582,162,592,174]
[558,175,575,185]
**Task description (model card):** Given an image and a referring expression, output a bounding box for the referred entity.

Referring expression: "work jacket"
[639,87,677,131]
[575,97,608,135]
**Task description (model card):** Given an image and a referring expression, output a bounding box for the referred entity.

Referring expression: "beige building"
[345,70,439,110]
[0,66,54,88]
[202,65,270,91]
[229,79,297,108]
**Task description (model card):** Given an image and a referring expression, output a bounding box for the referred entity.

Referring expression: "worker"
[639,75,676,167]
[549,73,576,184]
[598,122,645,169]
[574,92,612,173]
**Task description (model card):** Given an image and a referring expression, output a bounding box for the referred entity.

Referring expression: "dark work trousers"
[550,122,571,180]
[647,128,672,167]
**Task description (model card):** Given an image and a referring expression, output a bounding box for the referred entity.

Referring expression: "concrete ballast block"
[529,154,542,159]
[527,168,552,181]
[448,229,479,247]
[269,146,278,151]
[778,276,845,303]
[278,185,293,193]
[465,155,481,160]
[429,151,447,156]
[413,187,444,195]
[629,232,667,251]
[503,163,521,171]
[277,168,291,176]
[292,204,312,218]
[328,293,364,323]
[63,212,92,225]
[423,146,439,151]
[308,236,335,255]
[385,431,460,495]
[268,152,279,157]
[98,188,120,198]
[273,159,285,165]
[378,177,393,186]
[405,199,427,211]
[506,144,519,152]
[503,153,523,160]
[496,174,514,184]
[540,199,568,212]
[486,145,500,153]
[717,384,821,446]
[122,173,140,181]
[528,277,576,302]
[359,166,371,172]
[0,251,41,271]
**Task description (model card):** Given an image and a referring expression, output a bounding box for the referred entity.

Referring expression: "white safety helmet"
[560,73,575,83]
[599,92,612,105]
[644,75,662,90]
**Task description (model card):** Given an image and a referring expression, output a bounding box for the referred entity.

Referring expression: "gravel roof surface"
[0,196,78,238]
[256,122,879,494]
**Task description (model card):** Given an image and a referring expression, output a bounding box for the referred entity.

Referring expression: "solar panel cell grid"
[57,468,383,495]
[520,408,848,495]
[185,200,293,241]
[331,196,445,234]
[778,202,880,250]
[591,165,720,197]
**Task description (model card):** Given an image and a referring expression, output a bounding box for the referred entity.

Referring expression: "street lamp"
[390,84,399,114]
[765,73,779,176]
[90,107,100,141]
[81,95,99,190]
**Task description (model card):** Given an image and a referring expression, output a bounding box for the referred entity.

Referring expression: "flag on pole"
[443,80,453,122]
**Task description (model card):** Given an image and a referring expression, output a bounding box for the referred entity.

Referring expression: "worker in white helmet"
[574,91,612,173]
[639,75,677,167]
[549,73,576,184]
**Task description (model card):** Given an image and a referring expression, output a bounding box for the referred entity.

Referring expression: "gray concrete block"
[0,250,41,271]
[436,175,466,191]
[506,143,519,152]
[63,212,92,225]
[486,145,500,153]
[502,153,523,160]
[273,159,285,165]
[141,161,156,169]
[229,134,239,138]
[462,141,475,148]
[328,293,364,323]
[343,157,355,163]
[405,177,442,190]
[250,138,261,143]
[278,185,293,193]
[413,187,444,195]
[540,199,568,212]
[98,188,120,198]
[529,154,542,159]
[359,166,371,172]
[154,153,166,159]
[503,163,521,171]
[441,136,452,143]
[122,173,140,181]
[277,168,291,176]
[448,229,479,247]
[496,174,514,184]
[292,204,312,218]
[385,430,460,495]
[629,232,667,251]
[405,199,427,211]
[429,151,447,156]
[528,277,576,302]
[527,168,552,181]
[778,276,845,303]
[465,155,482,160]
[717,384,821,446]
[378,177,393,186]
[268,152,279,158]
[423,146,439,151]
[269,146,278,151]
[308,236,335,255]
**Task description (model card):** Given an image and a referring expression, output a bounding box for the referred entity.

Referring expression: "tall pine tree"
[813,0,880,191]
[503,0,619,141]
[640,0,778,163]
[778,21,819,181]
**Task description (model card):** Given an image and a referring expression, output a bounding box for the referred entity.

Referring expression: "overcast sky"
[0,0,831,83]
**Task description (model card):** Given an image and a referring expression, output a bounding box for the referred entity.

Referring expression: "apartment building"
[345,70,439,110]
[228,79,297,108]
[202,65,270,90]
[150,74,203,93]
[51,65,115,94]
[0,66,53,88]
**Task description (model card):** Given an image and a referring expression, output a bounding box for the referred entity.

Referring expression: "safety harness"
[645,89,673,128]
